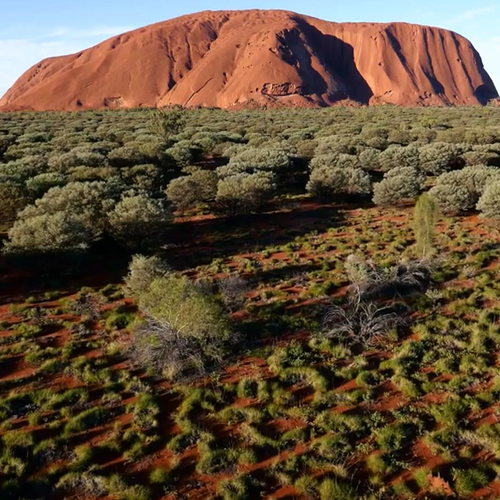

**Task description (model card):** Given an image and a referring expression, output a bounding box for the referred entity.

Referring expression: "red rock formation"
[1,10,497,111]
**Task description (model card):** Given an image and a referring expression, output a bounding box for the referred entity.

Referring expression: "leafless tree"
[345,254,434,303]
[128,314,208,380]
[70,293,103,320]
[217,276,250,311]
[322,255,434,347]
[323,297,404,347]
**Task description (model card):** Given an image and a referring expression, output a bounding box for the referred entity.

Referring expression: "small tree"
[413,193,439,258]
[0,182,29,226]
[149,107,186,143]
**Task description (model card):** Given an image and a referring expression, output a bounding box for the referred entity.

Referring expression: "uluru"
[0,9,497,111]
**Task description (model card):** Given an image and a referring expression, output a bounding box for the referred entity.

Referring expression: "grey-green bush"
[315,136,356,155]
[378,145,420,172]
[108,144,158,168]
[5,211,93,253]
[419,143,464,174]
[309,154,341,171]
[163,144,194,169]
[477,180,500,219]
[221,147,289,177]
[26,172,67,196]
[216,171,276,215]
[358,148,381,171]
[128,258,232,379]
[429,166,500,214]
[4,181,117,253]
[125,254,171,296]
[372,167,423,206]
[306,166,372,199]
[0,182,30,225]
[360,126,389,149]
[120,164,163,192]
[428,181,472,215]
[48,148,107,171]
[165,176,199,210]
[166,169,217,210]
[108,194,172,250]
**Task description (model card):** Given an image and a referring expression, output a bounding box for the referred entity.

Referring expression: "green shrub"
[319,478,358,500]
[306,166,371,199]
[452,466,491,496]
[149,107,186,142]
[430,166,500,214]
[124,254,171,296]
[376,423,412,452]
[372,167,423,206]
[5,211,94,254]
[128,261,232,379]
[105,310,135,330]
[294,476,318,497]
[65,407,108,434]
[378,145,420,172]
[149,467,170,485]
[120,164,163,192]
[216,171,276,215]
[165,176,199,209]
[419,142,464,174]
[360,126,389,149]
[358,148,381,171]
[108,193,171,250]
[26,172,66,196]
[165,169,217,210]
[5,181,117,253]
[226,146,289,173]
[429,180,472,215]
[217,474,254,500]
[0,182,29,226]
[477,179,500,218]
[164,144,195,168]
[108,144,158,168]
[413,193,439,258]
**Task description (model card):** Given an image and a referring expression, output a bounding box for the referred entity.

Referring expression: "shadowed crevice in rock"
[291,16,374,104]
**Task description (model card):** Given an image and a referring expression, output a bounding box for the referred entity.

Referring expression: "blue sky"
[1,0,499,96]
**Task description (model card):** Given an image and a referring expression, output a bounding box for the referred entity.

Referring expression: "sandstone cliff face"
[0,10,497,111]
